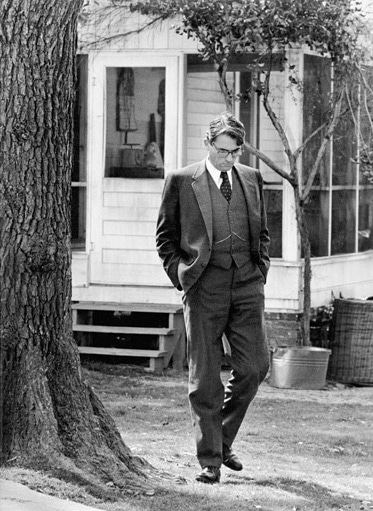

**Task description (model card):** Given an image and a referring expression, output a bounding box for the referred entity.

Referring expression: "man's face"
[205,134,242,172]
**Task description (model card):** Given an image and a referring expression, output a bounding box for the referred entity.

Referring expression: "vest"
[207,170,251,269]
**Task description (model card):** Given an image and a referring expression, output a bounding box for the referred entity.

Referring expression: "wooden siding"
[186,72,232,165]
[79,9,198,52]
[93,179,169,286]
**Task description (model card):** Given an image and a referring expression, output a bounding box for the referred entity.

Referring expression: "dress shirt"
[206,158,233,189]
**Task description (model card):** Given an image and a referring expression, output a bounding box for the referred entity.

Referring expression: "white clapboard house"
[71,4,373,369]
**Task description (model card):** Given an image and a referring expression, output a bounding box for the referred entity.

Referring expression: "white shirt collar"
[205,158,233,188]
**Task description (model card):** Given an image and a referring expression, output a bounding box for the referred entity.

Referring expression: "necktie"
[220,172,232,202]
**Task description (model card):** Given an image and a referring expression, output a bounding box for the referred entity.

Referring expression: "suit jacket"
[156,160,270,293]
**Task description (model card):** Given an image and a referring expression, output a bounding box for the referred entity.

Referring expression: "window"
[72,54,87,250]
[303,54,373,257]
[104,67,165,178]
[302,55,331,257]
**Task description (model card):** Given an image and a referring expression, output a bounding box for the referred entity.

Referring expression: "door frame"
[87,52,180,285]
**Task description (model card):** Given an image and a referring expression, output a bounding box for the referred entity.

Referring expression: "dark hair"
[206,112,246,146]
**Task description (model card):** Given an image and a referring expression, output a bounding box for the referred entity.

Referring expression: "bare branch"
[244,141,296,185]
[216,59,233,111]
[294,104,353,161]
[363,87,373,135]
[294,121,328,160]
[302,88,344,202]
[261,74,297,178]
[81,14,164,48]
[345,82,359,129]
[359,66,373,97]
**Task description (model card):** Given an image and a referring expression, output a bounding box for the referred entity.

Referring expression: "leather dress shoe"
[196,466,221,484]
[222,445,243,471]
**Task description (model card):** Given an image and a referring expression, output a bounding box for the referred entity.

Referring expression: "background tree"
[131,0,373,345]
[0,0,158,496]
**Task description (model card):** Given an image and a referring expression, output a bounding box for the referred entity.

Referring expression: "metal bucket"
[269,346,332,390]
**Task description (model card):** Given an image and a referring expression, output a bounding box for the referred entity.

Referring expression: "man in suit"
[156,112,270,484]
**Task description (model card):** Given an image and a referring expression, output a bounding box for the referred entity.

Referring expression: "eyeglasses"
[211,142,242,158]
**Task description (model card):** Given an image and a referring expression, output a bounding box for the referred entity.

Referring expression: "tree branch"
[80,14,164,48]
[244,141,296,185]
[302,88,344,202]
[294,120,328,160]
[261,66,297,179]
[362,86,373,135]
[217,59,232,111]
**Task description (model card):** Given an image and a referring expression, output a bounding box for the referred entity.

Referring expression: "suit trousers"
[182,260,269,468]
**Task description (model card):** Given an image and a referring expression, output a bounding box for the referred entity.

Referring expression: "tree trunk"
[216,59,233,111]
[293,188,312,346]
[0,0,156,496]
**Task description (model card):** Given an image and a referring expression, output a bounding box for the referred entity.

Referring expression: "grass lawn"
[1,360,372,511]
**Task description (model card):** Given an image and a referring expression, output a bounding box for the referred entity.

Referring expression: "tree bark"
[293,188,312,346]
[0,0,156,496]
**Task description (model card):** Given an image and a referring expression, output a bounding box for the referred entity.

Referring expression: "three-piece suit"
[156,159,270,468]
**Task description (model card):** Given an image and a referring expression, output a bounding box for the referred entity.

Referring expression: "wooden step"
[78,347,167,372]
[78,347,167,357]
[72,301,186,371]
[73,325,174,335]
[72,301,182,313]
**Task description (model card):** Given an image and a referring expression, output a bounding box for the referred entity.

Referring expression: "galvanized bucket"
[269,346,332,390]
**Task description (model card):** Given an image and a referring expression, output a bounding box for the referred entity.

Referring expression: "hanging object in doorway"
[116,68,137,144]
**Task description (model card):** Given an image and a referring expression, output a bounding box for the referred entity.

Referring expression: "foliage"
[130,0,371,184]
[310,304,334,325]
[131,0,367,63]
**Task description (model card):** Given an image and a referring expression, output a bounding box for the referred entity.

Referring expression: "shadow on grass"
[254,476,359,508]
[120,477,363,511]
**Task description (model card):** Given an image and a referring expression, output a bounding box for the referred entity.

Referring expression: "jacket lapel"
[234,164,261,240]
[191,162,213,246]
